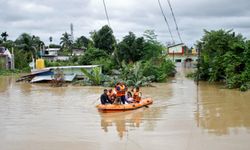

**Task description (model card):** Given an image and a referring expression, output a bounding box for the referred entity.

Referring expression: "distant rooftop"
[46,48,60,51]
[167,43,185,48]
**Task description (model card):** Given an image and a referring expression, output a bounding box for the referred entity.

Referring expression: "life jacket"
[133,91,141,103]
[120,85,126,96]
[115,85,123,97]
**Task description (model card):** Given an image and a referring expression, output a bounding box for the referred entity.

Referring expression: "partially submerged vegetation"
[1,26,176,86]
[0,69,26,76]
[77,27,176,87]
[2,27,250,91]
[1,27,250,91]
[196,29,250,91]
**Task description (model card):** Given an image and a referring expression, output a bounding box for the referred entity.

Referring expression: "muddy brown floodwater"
[0,65,250,150]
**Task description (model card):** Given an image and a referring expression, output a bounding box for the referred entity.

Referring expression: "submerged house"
[167,43,185,62]
[17,64,101,83]
[167,43,197,63]
[0,47,14,69]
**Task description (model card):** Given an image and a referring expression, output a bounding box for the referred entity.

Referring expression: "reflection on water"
[0,76,13,93]
[196,82,250,135]
[1,66,250,150]
[99,106,167,139]
[100,110,141,137]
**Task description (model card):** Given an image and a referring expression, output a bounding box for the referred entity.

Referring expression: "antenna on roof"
[70,23,74,42]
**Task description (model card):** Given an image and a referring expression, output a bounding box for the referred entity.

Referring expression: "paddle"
[92,97,100,105]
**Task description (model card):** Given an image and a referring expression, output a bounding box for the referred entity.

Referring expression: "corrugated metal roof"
[167,43,185,48]
[48,65,99,69]
[30,74,76,83]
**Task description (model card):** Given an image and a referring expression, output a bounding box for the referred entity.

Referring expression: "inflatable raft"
[96,98,153,112]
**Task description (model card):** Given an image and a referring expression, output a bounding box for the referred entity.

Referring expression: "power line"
[102,0,111,27]
[167,0,183,43]
[157,0,175,44]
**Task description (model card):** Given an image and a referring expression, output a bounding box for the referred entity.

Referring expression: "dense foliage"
[0,27,176,86]
[77,29,176,86]
[197,29,250,91]
[91,25,116,55]
[117,32,145,63]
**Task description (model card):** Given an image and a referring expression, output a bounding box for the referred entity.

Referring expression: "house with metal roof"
[167,43,198,65]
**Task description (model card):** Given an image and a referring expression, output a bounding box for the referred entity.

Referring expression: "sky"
[0,0,250,47]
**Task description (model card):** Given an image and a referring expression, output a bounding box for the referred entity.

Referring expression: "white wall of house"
[44,48,60,56]
[0,47,14,69]
[72,49,84,56]
[168,44,184,54]
[57,56,70,61]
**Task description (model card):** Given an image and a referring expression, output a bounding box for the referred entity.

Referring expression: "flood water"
[1,65,250,150]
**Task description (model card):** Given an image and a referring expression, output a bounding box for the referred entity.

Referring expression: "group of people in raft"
[100,82,142,105]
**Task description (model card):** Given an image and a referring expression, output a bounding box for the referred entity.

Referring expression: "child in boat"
[125,91,134,103]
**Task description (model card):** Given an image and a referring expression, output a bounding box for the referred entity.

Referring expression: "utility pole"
[197,48,201,86]
[173,49,175,62]
[196,48,201,127]
[11,47,15,69]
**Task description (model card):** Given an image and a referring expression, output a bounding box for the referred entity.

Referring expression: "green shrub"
[91,57,115,74]
[196,29,250,91]
[142,58,175,82]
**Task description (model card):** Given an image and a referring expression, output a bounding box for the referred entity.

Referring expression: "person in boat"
[115,82,126,104]
[113,83,120,104]
[120,82,126,104]
[133,87,142,103]
[125,91,134,103]
[107,89,116,103]
[100,89,112,105]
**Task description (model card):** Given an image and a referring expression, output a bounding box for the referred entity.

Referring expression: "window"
[175,59,182,62]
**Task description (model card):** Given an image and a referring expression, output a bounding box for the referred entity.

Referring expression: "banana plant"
[81,67,102,85]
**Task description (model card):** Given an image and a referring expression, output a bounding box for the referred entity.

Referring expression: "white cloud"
[0,0,250,47]
[20,3,53,13]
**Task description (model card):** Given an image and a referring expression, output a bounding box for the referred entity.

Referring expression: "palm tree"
[1,32,8,42]
[60,32,73,54]
[48,36,53,49]
[15,33,44,57]
[49,36,53,43]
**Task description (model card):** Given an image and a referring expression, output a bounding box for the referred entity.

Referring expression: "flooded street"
[1,65,250,150]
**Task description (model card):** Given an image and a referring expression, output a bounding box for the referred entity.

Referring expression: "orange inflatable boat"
[96,98,153,112]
